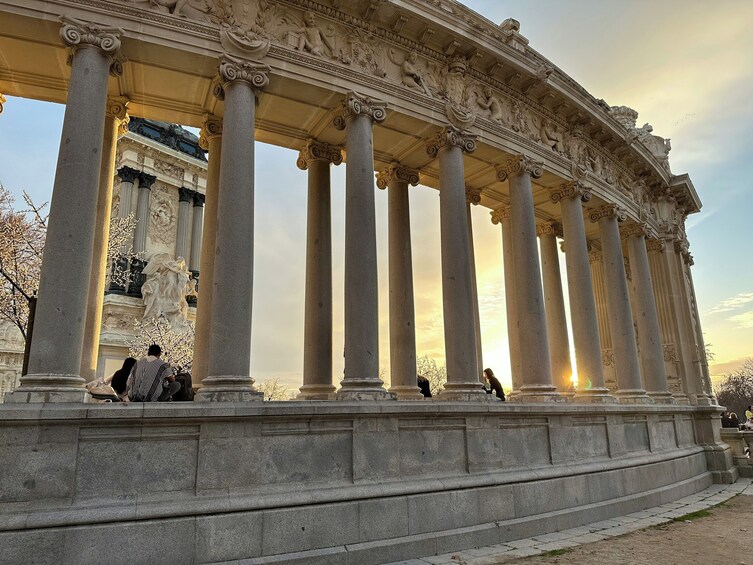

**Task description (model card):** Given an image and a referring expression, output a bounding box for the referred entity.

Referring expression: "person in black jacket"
[417,374,432,398]
[110,357,137,398]
[484,368,505,401]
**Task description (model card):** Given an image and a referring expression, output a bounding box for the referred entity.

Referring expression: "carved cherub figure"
[294,11,334,57]
[476,86,503,123]
[145,0,210,21]
[388,50,432,96]
[539,118,563,152]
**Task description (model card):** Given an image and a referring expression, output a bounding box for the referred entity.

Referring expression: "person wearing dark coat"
[417,374,432,398]
[110,357,137,397]
[484,368,505,401]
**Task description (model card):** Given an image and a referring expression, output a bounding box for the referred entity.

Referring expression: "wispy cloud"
[707,292,753,315]
[728,310,753,329]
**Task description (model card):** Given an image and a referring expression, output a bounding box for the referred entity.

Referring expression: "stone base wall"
[0,402,735,564]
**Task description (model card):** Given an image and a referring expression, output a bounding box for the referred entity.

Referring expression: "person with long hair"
[110,357,136,398]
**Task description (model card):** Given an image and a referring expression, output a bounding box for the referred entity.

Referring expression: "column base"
[435,382,488,402]
[194,376,264,402]
[297,384,336,401]
[647,391,677,404]
[514,384,563,403]
[673,393,691,405]
[615,390,654,404]
[336,378,395,400]
[6,374,88,403]
[388,385,425,400]
[689,393,713,406]
[573,387,617,403]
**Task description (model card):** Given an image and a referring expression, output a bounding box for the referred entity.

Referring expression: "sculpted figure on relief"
[475,86,503,123]
[132,0,212,21]
[539,118,563,152]
[142,254,196,331]
[388,50,432,95]
[290,11,335,57]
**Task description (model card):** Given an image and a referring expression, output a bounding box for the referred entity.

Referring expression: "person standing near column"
[9,17,122,402]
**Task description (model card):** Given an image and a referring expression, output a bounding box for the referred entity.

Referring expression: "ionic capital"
[117,166,140,184]
[550,180,591,204]
[589,250,604,264]
[496,154,544,182]
[536,220,563,238]
[138,172,157,190]
[588,203,627,224]
[0,93,6,115]
[426,127,477,158]
[216,54,270,95]
[465,186,482,205]
[490,206,511,225]
[199,115,223,150]
[296,139,343,170]
[60,16,123,73]
[620,222,649,240]
[333,91,387,129]
[376,163,420,189]
[646,238,666,253]
[179,187,195,203]
[106,97,130,136]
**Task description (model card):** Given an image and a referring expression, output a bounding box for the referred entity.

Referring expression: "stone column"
[332,92,392,400]
[127,171,155,296]
[192,116,222,388]
[375,163,423,400]
[189,193,204,273]
[195,55,270,402]
[427,128,485,400]
[116,166,139,219]
[683,253,715,403]
[491,206,522,395]
[621,224,673,402]
[590,206,650,403]
[297,140,342,400]
[9,17,122,403]
[550,181,612,402]
[80,98,129,382]
[175,187,194,261]
[497,156,557,401]
[466,186,485,384]
[536,221,573,394]
[589,246,617,391]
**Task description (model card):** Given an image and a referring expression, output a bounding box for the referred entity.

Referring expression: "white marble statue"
[141,253,195,330]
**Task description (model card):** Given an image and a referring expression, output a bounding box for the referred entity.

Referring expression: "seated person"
[126,344,180,402]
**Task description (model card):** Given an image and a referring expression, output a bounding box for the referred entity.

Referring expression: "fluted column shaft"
[428,129,484,400]
[334,92,391,399]
[10,18,122,402]
[498,156,557,401]
[589,249,617,390]
[682,257,714,403]
[537,222,572,394]
[80,98,129,382]
[466,187,484,384]
[133,172,153,254]
[492,208,522,394]
[623,227,672,401]
[377,164,423,399]
[116,166,138,219]
[189,193,204,272]
[192,116,222,388]
[298,141,341,400]
[176,187,193,260]
[593,208,649,402]
[552,182,612,401]
[196,56,270,402]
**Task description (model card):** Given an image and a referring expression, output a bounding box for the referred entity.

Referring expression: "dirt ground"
[477,494,752,565]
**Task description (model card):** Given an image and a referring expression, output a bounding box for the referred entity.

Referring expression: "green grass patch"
[669,509,712,522]
[539,547,574,557]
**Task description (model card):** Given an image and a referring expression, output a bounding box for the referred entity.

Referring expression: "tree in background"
[714,357,753,419]
[258,377,293,401]
[127,317,195,371]
[105,213,140,290]
[417,354,447,396]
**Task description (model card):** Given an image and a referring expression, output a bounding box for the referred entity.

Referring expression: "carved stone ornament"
[117,165,139,184]
[375,163,420,189]
[601,348,615,368]
[536,221,563,238]
[465,186,482,205]
[646,238,666,253]
[426,127,477,158]
[217,54,270,92]
[588,204,627,224]
[60,16,123,74]
[588,250,603,264]
[106,98,130,135]
[496,155,544,182]
[199,115,223,151]
[490,206,510,225]
[219,24,271,59]
[550,180,591,204]
[149,186,176,245]
[333,91,387,129]
[620,222,649,240]
[0,93,7,115]
[296,139,343,170]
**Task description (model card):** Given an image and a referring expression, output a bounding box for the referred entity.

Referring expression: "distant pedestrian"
[126,344,180,402]
[484,368,505,401]
[721,411,731,428]
[417,374,432,398]
[729,412,740,429]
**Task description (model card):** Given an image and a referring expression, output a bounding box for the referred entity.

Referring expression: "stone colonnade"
[5,17,709,406]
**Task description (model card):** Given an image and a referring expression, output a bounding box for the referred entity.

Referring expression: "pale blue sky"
[0,1,751,388]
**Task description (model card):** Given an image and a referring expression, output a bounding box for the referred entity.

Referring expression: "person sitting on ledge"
[110,357,136,400]
[126,344,181,402]
[417,374,432,398]
[728,412,740,430]
[484,368,505,401]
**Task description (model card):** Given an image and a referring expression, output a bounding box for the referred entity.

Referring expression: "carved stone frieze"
[375,163,420,189]
[296,139,343,170]
[550,180,591,204]
[588,204,627,224]
[490,206,510,225]
[426,126,477,158]
[333,91,387,128]
[148,185,177,245]
[154,159,184,180]
[498,154,544,183]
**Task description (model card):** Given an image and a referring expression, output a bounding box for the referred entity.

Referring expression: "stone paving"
[386,478,753,565]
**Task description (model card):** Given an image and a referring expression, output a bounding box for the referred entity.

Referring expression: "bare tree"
[714,358,753,418]
[127,318,195,371]
[106,214,140,289]
[417,354,447,396]
[258,377,293,401]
